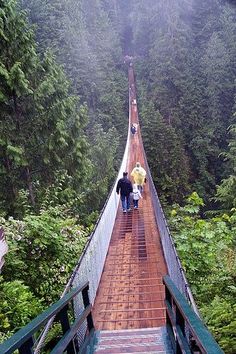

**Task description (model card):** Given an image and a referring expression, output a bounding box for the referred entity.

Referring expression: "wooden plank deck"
[92,67,168,330]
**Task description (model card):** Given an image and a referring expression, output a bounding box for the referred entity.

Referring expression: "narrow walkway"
[93,67,168,330]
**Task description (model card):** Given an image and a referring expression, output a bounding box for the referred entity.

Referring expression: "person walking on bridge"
[132,183,142,209]
[116,172,133,213]
[131,124,136,136]
[131,162,146,193]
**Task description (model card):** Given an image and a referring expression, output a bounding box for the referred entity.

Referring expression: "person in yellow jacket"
[131,162,146,192]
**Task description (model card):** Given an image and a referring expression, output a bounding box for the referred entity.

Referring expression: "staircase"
[94,327,173,353]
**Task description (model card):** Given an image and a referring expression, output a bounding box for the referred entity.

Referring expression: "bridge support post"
[82,284,94,332]
[19,337,34,354]
[57,305,77,354]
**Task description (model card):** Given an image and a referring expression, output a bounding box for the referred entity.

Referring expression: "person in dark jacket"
[116,172,133,213]
[131,124,136,136]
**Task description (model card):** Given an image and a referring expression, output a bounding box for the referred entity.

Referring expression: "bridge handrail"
[163,275,223,353]
[0,282,93,354]
[70,84,131,345]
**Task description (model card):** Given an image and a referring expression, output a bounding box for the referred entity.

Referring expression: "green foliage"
[1,209,88,303]
[84,124,119,213]
[131,0,236,201]
[40,171,84,215]
[0,278,43,335]
[169,192,236,352]
[215,176,236,210]
[215,124,236,210]
[201,298,236,354]
[0,0,89,217]
[21,0,128,135]
[141,101,190,202]
[14,0,129,220]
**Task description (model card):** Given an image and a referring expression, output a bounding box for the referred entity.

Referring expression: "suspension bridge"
[0,66,223,354]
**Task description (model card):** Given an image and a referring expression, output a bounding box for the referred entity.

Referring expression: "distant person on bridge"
[131,124,136,136]
[132,183,142,209]
[116,172,133,213]
[130,84,135,96]
[131,162,146,193]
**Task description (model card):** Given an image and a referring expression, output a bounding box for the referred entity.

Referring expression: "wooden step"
[94,327,173,353]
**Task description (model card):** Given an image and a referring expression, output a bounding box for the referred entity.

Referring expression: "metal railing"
[134,69,198,313]
[71,92,131,344]
[0,282,94,354]
[163,275,223,353]
[143,153,199,313]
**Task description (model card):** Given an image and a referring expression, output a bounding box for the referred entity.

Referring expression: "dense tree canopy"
[0,0,88,217]
[129,0,236,201]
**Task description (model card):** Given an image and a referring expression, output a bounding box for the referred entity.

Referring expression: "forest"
[0,0,235,352]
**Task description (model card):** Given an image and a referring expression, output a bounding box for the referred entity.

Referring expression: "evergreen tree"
[0,0,88,216]
[0,0,38,213]
[141,102,190,202]
[130,0,236,201]
[84,124,119,213]
[20,0,128,213]
[215,122,236,210]
[21,0,127,135]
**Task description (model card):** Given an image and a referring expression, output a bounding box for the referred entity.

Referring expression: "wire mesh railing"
[71,131,131,345]
[132,63,198,314]
[142,149,198,314]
